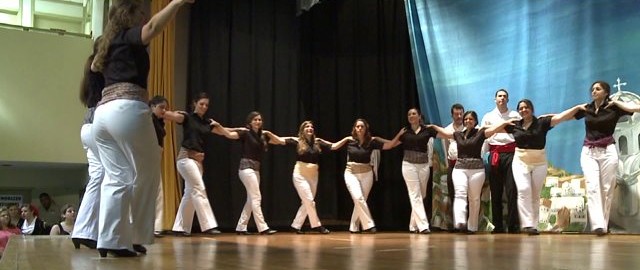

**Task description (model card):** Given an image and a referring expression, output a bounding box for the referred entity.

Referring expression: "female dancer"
[428,111,500,233]
[149,95,167,236]
[90,0,194,257]
[267,121,351,234]
[575,81,640,236]
[390,108,438,234]
[343,119,398,233]
[213,111,282,235]
[50,204,76,235]
[498,99,583,235]
[71,37,103,250]
[162,93,220,236]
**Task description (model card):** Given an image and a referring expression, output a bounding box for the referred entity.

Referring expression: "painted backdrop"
[405,0,640,233]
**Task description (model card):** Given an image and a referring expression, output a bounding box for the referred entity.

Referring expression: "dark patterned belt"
[98,82,148,106]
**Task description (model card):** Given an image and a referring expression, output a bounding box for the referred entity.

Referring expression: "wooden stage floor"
[2,232,640,269]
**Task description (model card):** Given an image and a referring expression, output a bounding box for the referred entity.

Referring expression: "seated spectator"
[7,204,20,227]
[1,207,21,258]
[38,193,60,227]
[50,204,76,235]
[17,204,47,235]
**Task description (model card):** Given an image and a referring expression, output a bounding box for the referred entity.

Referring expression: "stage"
[1,232,639,269]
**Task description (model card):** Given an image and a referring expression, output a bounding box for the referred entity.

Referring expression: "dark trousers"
[488,152,519,232]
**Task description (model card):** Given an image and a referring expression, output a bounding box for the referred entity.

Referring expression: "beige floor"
[2,232,640,269]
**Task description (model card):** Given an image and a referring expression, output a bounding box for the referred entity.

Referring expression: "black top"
[152,114,166,147]
[238,129,270,162]
[82,70,105,124]
[574,100,632,140]
[399,125,437,152]
[504,116,553,149]
[179,112,213,153]
[454,128,486,159]
[17,218,48,235]
[86,70,105,108]
[103,26,150,89]
[57,222,70,235]
[347,139,384,163]
[285,138,331,164]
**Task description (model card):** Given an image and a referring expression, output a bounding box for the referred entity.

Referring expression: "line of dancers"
[69,0,640,259]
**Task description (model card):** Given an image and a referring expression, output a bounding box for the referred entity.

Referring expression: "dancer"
[149,95,167,236]
[499,99,582,235]
[390,108,438,234]
[428,111,501,233]
[268,121,351,234]
[343,118,398,233]
[575,81,640,236]
[443,104,465,229]
[72,37,104,250]
[213,111,282,235]
[481,89,521,233]
[90,0,194,257]
[164,93,221,236]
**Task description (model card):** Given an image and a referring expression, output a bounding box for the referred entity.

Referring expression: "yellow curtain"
[148,0,181,231]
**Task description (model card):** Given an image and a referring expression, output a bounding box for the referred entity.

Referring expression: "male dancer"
[481,89,520,233]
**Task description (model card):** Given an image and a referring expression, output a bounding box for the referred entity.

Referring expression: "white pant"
[344,170,375,231]
[291,163,322,229]
[154,174,163,232]
[451,168,485,231]
[512,157,547,229]
[72,124,104,241]
[93,100,160,249]
[236,168,269,232]
[172,157,218,233]
[401,161,430,231]
[581,145,619,231]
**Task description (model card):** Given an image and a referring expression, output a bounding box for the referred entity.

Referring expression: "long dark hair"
[93,1,143,72]
[79,37,103,108]
[149,95,168,106]
[591,81,612,103]
[351,118,372,146]
[516,99,536,118]
[297,121,320,155]
[245,111,268,151]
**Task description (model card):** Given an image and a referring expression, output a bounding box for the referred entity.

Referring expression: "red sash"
[489,143,516,167]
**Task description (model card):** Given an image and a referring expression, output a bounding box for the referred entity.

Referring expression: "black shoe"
[350,230,361,234]
[522,227,540,236]
[204,228,221,235]
[314,226,330,234]
[292,227,305,234]
[419,229,431,234]
[594,228,607,236]
[132,244,147,254]
[491,229,506,234]
[362,227,377,234]
[466,230,476,235]
[72,238,97,249]
[173,231,191,237]
[236,230,252,235]
[260,229,277,235]
[154,231,164,238]
[98,248,137,258]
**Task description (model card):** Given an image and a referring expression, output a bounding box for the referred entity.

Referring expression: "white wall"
[0,27,92,164]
